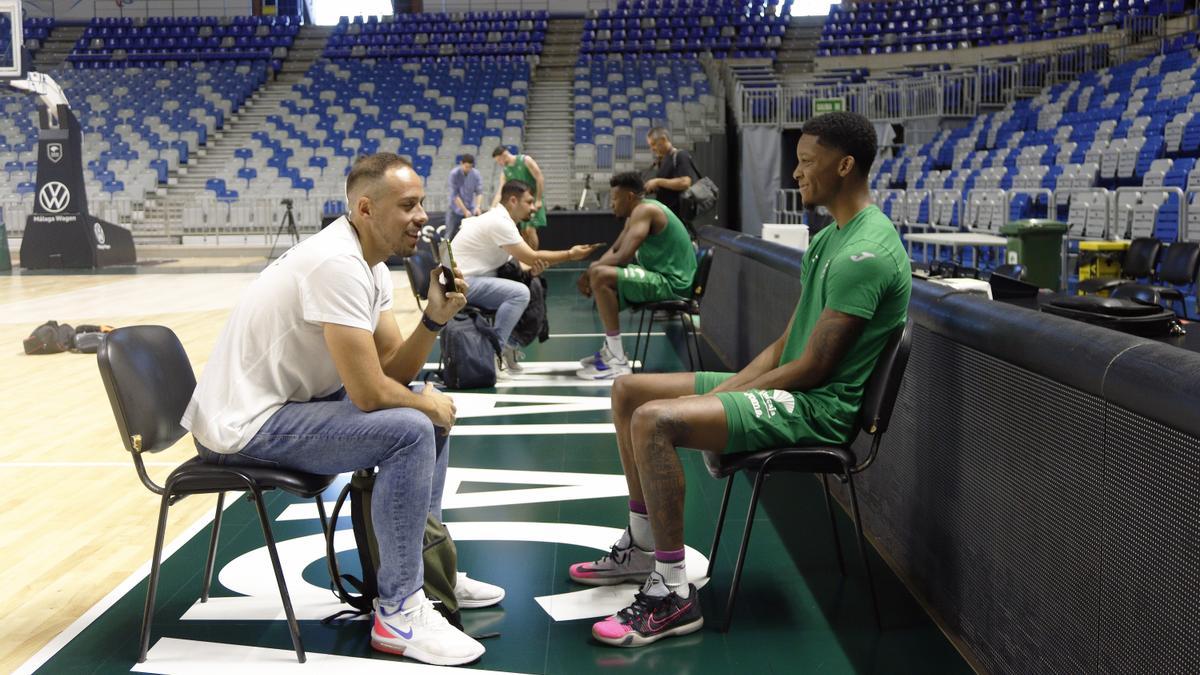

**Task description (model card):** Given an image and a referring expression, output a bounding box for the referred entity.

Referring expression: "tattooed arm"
[723,309,865,393]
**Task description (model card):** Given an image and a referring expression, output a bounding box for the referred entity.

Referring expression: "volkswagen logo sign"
[38,182,71,213]
[93,222,106,245]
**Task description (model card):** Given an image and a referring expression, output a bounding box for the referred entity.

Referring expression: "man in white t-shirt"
[182,154,497,667]
[454,179,602,373]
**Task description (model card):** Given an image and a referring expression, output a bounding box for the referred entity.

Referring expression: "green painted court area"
[26,268,970,674]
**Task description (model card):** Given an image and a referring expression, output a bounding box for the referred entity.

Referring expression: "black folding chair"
[97,325,334,664]
[630,245,714,372]
[704,320,913,632]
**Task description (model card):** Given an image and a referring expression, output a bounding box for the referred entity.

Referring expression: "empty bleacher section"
[1,60,268,236]
[70,16,298,65]
[323,12,546,59]
[819,0,1187,57]
[581,0,789,59]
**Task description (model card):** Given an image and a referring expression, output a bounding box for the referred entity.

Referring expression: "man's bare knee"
[631,400,685,452]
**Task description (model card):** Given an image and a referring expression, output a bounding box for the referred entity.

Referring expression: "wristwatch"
[421,313,446,333]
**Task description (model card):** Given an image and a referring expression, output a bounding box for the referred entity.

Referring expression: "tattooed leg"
[630,396,730,552]
[612,373,697,502]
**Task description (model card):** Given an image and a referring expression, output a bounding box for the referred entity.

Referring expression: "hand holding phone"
[437,239,457,294]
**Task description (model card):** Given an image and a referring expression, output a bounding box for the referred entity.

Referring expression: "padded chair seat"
[168,456,335,497]
[1077,277,1128,294]
[640,298,698,313]
[702,445,856,479]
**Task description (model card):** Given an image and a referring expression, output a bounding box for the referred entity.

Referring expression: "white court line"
[0,461,179,468]
[550,332,666,338]
[422,360,639,372]
[13,494,240,675]
[451,423,614,435]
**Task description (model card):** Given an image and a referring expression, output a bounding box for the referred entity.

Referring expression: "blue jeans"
[446,210,465,241]
[465,274,529,348]
[196,387,449,607]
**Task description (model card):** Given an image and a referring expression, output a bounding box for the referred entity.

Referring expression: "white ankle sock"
[605,334,626,362]
[655,558,690,597]
[628,510,654,550]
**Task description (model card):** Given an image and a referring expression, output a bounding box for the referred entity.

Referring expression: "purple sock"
[628,499,647,514]
[606,330,621,337]
[654,547,686,563]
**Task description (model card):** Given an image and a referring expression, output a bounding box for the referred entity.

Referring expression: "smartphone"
[437,239,457,294]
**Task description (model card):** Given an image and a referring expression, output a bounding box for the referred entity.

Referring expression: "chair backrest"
[97,325,196,455]
[992,263,1027,280]
[690,245,715,301]
[857,319,914,437]
[404,245,438,302]
[1125,236,1162,278]
[1159,241,1200,286]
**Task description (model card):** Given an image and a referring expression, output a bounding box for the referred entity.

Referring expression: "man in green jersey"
[491,146,546,249]
[575,172,697,381]
[569,112,912,648]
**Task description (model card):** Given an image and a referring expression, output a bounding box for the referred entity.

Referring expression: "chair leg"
[689,313,704,371]
[821,475,846,576]
[706,475,735,578]
[846,473,882,630]
[631,307,647,372]
[200,491,226,602]
[250,488,306,663]
[315,493,330,539]
[723,468,768,633]
[640,310,657,373]
[138,490,173,663]
[678,312,696,370]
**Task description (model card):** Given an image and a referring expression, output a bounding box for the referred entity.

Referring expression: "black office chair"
[1077,236,1161,295]
[630,246,714,373]
[97,326,335,664]
[704,320,913,632]
[991,263,1027,280]
[1118,241,1200,319]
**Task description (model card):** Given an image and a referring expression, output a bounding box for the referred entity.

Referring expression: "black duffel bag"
[1041,293,1184,338]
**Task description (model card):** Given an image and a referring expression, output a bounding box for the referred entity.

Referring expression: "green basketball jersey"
[777,205,910,439]
[503,154,547,228]
[636,199,698,296]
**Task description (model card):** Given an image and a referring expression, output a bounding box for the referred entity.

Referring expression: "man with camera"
[453,179,602,374]
[184,153,501,667]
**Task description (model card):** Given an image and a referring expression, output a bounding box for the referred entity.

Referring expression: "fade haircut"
[492,145,510,158]
[346,152,413,200]
[461,153,475,165]
[647,127,671,141]
[501,179,533,203]
[800,111,878,178]
[609,171,645,194]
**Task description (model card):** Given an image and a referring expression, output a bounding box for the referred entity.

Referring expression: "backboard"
[0,0,23,80]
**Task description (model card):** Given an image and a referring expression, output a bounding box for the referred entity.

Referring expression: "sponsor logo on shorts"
[767,390,796,414]
[743,391,763,418]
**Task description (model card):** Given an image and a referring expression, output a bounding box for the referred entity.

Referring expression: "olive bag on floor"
[323,469,462,627]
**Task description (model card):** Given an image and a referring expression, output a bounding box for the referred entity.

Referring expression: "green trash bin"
[999,219,1069,290]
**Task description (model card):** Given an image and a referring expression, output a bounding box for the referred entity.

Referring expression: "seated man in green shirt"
[568,112,912,647]
[576,172,697,380]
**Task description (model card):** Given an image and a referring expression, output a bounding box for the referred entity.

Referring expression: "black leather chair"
[97,326,335,664]
[1077,236,1162,295]
[991,263,1027,280]
[1117,241,1200,319]
[630,246,714,373]
[704,320,913,632]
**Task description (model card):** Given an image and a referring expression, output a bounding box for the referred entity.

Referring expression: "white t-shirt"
[182,217,394,453]
[452,205,523,278]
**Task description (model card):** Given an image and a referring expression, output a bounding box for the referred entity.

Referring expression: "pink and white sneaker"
[371,592,485,666]
[568,527,655,586]
[592,572,704,647]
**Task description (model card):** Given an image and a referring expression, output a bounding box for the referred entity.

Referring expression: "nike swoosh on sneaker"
[382,621,414,640]
[645,601,694,632]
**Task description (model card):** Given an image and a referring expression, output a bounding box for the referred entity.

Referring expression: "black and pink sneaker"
[591,572,704,647]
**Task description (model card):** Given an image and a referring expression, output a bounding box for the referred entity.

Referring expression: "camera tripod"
[266,201,300,260]
[577,173,604,210]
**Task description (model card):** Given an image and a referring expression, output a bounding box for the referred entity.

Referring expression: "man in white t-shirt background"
[453,179,602,374]
[182,153,499,667]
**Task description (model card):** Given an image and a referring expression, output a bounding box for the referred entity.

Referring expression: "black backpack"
[323,469,466,628]
[440,309,501,389]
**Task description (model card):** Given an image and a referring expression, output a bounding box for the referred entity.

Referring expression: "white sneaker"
[454,572,506,609]
[501,345,524,374]
[371,592,485,666]
[494,354,511,380]
[576,354,632,380]
[579,343,617,367]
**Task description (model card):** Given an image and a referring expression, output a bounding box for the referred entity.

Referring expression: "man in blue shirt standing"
[446,154,483,240]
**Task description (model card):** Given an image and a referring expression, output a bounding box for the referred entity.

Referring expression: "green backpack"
[323,469,462,626]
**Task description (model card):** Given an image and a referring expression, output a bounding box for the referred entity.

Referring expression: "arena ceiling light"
[0,0,22,79]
